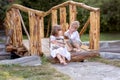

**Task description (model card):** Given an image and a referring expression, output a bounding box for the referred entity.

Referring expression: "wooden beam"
[79,17,90,36]
[10,4,45,16]
[69,1,100,11]
[44,1,70,17]
[43,1,99,17]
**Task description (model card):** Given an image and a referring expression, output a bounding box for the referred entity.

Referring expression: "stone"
[0,55,42,66]
[100,52,120,59]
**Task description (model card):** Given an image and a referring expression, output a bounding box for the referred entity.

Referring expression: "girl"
[50,25,71,65]
[64,21,82,52]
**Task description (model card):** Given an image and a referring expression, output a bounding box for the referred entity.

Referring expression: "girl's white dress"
[50,35,71,61]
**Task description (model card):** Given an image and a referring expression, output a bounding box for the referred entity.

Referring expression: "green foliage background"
[0,0,120,33]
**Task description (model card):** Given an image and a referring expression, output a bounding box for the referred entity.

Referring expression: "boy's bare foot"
[73,48,85,52]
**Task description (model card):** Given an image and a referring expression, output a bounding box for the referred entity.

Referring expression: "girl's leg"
[56,53,64,64]
[61,56,67,65]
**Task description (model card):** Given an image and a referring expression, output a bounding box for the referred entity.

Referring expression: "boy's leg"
[66,41,73,51]
[72,41,82,51]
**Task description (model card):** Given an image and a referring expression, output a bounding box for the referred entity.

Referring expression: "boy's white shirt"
[64,30,81,42]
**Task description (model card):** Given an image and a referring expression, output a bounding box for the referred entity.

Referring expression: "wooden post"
[52,10,57,27]
[39,17,44,38]
[29,12,35,55]
[36,16,42,56]
[90,11,100,50]
[10,9,16,47]
[69,4,77,24]
[5,12,11,35]
[29,12,42,56]
[15,9,23,47]
[9,8,23,48]
[60,7,66,32]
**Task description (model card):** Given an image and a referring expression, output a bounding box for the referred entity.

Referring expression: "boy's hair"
[70,21,80,28]
[51,25,61,36]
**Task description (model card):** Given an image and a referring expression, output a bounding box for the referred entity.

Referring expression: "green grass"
[0,56,71,80]
[0,63,71,80]
[0,39,4,43]
[21,32,120,41]
[81,32,120,41]
[88,57,120,67]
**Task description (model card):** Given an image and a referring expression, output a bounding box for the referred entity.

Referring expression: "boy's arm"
[76,31,82,42]
[64,30,70,39]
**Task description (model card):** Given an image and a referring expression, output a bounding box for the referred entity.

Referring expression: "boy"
[64,21,82,51]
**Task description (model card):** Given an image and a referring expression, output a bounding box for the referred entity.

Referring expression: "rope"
[18,10,30,41]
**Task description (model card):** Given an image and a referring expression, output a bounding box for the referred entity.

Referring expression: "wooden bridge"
[4,1,100,61]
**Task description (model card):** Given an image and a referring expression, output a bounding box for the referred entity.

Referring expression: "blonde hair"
[70,21,80,28]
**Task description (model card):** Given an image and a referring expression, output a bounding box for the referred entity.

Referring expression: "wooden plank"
[52,10,57,27]
[60,7,66,33]
[69,4,77,24]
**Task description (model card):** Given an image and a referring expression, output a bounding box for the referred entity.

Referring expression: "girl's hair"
[51,25,62,36]
[70,21,80,28]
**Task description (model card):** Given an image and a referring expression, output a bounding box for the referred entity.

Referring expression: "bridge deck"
[23,38,50,56]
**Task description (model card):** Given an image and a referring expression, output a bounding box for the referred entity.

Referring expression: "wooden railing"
[4,1,100,56]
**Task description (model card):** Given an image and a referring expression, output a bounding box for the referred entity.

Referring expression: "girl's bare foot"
[60,60,64,64]
[63,62,67,65]
[60,60,67,65]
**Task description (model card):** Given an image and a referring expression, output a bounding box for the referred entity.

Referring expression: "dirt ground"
[53,62,120,80]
